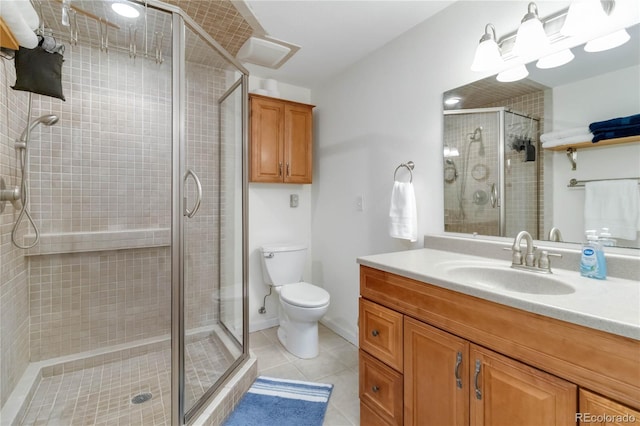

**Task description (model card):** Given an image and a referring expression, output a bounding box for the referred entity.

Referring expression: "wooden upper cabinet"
[249,94,314,183]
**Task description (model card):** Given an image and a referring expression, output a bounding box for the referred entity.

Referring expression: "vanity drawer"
[360,350,403,426]
[359,298,403,372]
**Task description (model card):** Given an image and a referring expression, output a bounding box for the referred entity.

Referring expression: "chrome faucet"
[548,227,563,242]
[508,230,562,274]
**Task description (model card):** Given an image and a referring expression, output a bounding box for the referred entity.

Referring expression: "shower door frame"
[159,1,250,424]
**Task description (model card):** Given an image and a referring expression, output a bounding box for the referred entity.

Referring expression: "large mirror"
[443,22,640,249]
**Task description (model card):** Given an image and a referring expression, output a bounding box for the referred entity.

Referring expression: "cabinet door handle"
[455,351,463,389]
[474,359,482,400]
[371,329,379,337]
[371,385,380,393]
[278,162,283,176]
[286,162,290,177]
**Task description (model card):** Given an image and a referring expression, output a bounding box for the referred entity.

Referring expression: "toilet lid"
[280,282,330,308]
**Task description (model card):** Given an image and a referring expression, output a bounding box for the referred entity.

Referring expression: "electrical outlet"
[290,194,299,208]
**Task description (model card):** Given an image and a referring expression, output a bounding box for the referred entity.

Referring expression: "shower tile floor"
[20,333,236,425]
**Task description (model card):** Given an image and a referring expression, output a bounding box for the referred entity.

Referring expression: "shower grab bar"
[183,169,202,218]
[393,161,415,183]
[568,177,640,187]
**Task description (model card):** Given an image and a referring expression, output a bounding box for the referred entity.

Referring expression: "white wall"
[247,77,314,331]
[550,65,640,246]
[309,1,539,344]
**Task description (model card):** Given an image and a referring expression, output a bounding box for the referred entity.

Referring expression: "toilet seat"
[280,282,330,308]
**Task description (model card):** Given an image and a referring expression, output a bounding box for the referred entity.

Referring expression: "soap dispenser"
[580,230,607,280]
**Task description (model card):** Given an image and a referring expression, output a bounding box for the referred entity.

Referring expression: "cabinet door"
[579,389,640,425]
[470,344,577,426]
[250,96,285,182]
[283,103,313,183]
[404,317,469,426]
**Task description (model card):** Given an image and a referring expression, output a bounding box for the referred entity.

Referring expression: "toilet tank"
[260,243,307,286]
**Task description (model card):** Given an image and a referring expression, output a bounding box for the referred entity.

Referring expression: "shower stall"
[443,107,540,239]
[0,1,250,424]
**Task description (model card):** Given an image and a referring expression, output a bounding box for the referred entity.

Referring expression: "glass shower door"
[180,21,246,421]
[443,109,502,236]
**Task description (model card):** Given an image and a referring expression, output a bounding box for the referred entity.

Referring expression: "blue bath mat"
[223,376,333,426]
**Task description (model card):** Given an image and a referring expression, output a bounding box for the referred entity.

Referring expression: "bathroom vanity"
[357,248,640,426]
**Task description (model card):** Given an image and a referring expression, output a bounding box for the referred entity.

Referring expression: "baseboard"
[249,317,279,333]
[320,317,358,347]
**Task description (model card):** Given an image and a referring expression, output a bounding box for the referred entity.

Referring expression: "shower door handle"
[183,169,202,218]
[490,183,498,208]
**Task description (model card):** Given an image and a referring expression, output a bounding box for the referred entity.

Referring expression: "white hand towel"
[389,181,417,242]
[541,133,593,148]
[0,0,38,48]
[584,180,639,240]
[540,127,590,143]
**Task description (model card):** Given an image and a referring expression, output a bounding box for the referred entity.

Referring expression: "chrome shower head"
[468,127,485,156]
[19,114,59,142]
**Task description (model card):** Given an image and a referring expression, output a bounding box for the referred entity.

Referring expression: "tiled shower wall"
[0,59,30,408]
[1,36,232,402]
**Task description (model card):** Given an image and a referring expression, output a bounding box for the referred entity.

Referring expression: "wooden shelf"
[544,135,640,151]
[0,17,19,50]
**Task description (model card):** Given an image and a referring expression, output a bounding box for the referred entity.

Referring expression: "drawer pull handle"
[474,359,482,400]
[371,385,380,393]
[371,329,379,337]
[454,351,463,389]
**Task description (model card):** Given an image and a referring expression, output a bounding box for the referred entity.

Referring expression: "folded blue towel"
[592,124,640,142]
[589,113,640,132]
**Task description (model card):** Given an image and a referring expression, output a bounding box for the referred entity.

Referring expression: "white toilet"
[260,243,330,359]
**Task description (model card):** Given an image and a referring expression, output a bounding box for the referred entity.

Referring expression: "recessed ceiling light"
[112,2,139,18]
[444,97,461,106]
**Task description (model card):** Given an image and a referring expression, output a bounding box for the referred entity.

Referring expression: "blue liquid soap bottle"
[580,230,607,280]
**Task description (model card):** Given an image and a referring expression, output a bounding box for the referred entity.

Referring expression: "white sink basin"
[439,263,575,295]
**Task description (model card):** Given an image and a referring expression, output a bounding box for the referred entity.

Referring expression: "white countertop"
[357,248,640,340]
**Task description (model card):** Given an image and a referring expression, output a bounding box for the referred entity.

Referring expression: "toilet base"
[277,320,320,359]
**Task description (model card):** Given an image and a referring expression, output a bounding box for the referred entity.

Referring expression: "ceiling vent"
[236,36,299,69]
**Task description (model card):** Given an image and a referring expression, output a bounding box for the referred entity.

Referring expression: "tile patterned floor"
[19,325,359,425]
[20,332,236,425]
[250,325,360,426]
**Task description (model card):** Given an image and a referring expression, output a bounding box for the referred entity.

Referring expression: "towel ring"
[394,161,415,183]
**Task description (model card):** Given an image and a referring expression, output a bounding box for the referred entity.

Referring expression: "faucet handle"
[538,250,562,272]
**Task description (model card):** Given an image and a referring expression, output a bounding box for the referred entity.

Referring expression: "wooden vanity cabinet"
[403,316,576,426]
[249,94,314,184]
[359,265,640,426]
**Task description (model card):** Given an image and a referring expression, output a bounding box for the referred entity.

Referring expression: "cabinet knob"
[371,329,379,337]
[371,385,380,393]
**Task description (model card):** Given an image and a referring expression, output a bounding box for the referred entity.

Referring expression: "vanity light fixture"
[560,0,608,37]
[536,48,574,69]
[470,24,504,72]
[496,64,529,83]
[584,28,631,52]
[513,2,551,59]
[112,2,140,18]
